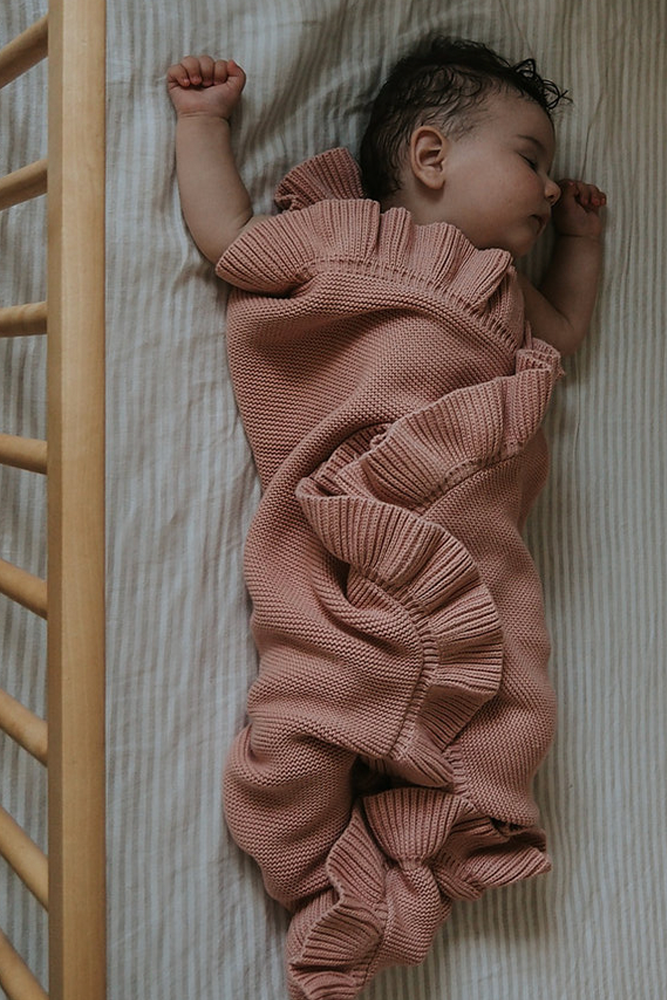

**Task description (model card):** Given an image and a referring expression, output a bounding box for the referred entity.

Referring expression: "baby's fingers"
[562,179,607,210]
[167,56,200,87]
[168,54,216,88]
[577,182,606,209]
[214,58,247,90]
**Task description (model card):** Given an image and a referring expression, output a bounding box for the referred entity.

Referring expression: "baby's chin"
[464,228,537,259]
[492,234,540,259]
[472,238,534,259]
[457,221,541,259]
[487,217,548,258]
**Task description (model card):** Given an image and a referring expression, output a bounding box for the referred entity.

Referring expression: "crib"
[0,3,106,998]
[1,1,666,998]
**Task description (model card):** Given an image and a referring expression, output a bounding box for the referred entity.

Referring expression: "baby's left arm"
[520,179,606,356]
[167,56,268,263]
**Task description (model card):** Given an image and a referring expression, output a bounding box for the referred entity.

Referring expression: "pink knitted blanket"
[217,148,562,1000]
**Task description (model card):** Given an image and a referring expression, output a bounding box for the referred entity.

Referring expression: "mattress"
[1,0,665,997]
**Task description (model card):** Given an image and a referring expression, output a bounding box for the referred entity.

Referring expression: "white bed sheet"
[1,0,666,997]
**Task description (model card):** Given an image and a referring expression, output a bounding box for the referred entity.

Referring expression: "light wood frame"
[0,3,106,999]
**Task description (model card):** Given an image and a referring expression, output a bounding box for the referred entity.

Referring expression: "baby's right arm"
[167,55,267,263]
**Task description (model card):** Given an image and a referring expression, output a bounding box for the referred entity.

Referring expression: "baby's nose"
[546,178,561,205]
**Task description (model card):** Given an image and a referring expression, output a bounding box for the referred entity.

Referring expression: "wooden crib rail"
[0,806,49,909]
[0,931,48,1000]
[0,434,47,474]
[0,15,48,88]
[0,2,106,999]
[0,303,48,337]
[0,558,48,618]
[0,689,48,765]
[0,160,48,211]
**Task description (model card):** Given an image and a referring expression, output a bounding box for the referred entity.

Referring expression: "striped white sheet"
[1,0,665,998]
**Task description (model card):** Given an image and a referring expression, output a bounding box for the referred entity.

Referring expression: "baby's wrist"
[176,109,233,125]
[553,229,602,245]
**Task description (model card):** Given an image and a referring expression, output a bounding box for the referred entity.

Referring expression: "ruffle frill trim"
[274,147,366,208]
[286,787,550,1000]
[216,149,520,331]
[287,342,561,999]
[296,340,561,780]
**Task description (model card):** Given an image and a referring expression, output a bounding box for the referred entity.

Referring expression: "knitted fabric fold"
[218,147,563,999]
[280,344,560,998]
[286,789,549,1000]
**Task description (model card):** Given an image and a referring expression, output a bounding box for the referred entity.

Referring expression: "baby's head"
[360,38,569,257]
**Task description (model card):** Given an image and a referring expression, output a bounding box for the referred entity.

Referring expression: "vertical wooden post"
[47,0,106,997]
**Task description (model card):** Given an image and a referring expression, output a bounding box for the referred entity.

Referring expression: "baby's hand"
[552,179,607,241]
[167,55,246,120]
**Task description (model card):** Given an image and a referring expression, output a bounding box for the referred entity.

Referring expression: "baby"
[168,38,605,1000]
[168,38,605,354]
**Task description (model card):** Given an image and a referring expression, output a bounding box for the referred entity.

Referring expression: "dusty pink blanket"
[217,148,562,1000]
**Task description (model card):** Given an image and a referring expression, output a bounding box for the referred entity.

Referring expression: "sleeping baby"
[167,37,605,1000]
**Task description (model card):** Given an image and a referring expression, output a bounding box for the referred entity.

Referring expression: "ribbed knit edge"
[216,195,513,305]
[216,149,521,351]
[273,147,518,311]
[292,487,505,777]
[293,343,561,789]
[286,788,551,1000]
[281,343,562,998]
[275,147,365,209]
[302,340,563,513]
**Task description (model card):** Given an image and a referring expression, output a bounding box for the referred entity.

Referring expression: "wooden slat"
[0,435,47,474]
[0,807,48,910]
[0,303,48,338]
[0,689,48,765]
[47,0,107,997]
[0,559,47,619]
[0,16,48,90]
[0,928,48,1000]
[0,160,47,212]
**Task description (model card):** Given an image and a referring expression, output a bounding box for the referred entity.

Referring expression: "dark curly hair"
[359,37,569,201]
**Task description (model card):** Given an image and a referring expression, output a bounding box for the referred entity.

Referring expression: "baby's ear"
[408,126,449,190]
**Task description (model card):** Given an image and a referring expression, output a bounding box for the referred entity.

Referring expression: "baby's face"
[430,90,560,258]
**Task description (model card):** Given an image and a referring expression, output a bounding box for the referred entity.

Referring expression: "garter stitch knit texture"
[217,148,563,1000]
